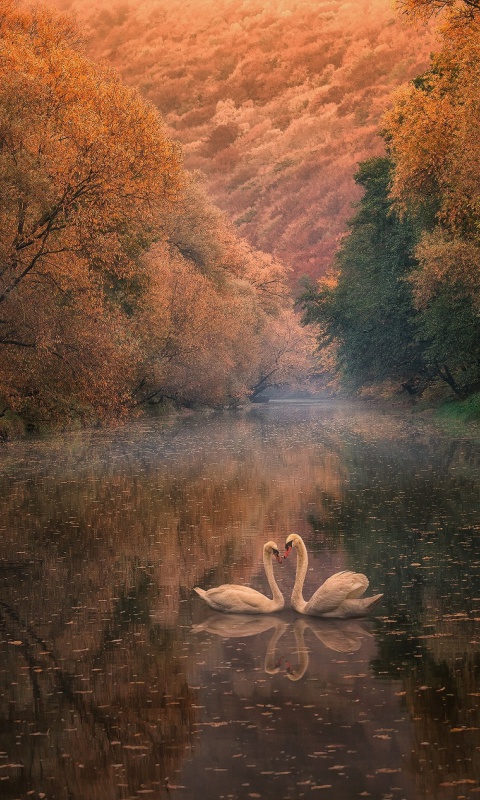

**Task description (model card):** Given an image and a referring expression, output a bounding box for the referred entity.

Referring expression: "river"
[1,401,480,799]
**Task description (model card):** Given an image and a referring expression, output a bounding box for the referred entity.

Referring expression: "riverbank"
[3,387,480,444]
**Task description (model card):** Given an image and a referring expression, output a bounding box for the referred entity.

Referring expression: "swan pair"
[194,534,383,618]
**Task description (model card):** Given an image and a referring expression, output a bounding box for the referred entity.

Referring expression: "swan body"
[284,534,382,619]
[194,541,284,614]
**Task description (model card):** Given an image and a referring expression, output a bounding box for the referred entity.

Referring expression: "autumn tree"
[132,174,314,409]
[0,3,182,423]
[396,0,480,20]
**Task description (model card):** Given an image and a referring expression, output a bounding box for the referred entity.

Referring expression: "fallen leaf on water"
[439,780,476,787]
[450,727,479,733]
[376,768,400,774]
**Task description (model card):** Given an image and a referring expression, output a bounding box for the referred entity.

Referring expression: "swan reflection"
[192,614,372,681]
[193,613,285,638]
[285,618,372,680]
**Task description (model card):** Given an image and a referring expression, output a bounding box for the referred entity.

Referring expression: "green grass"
[435,392,480,423]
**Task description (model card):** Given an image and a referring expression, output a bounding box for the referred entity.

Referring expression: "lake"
[1,401,480,800]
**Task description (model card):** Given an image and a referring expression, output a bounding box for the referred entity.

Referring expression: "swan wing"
[320,593,383,618]
[304,571,369,615]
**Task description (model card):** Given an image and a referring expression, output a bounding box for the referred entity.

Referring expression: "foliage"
[0,2,181,422]
[300,157,422,391]
[436,392,480,422]
[48,0,435,284]
[396,0,480,21]
[0,3,313,427]
[382,21,480,398]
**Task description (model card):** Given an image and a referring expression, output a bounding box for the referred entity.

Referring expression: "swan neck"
[288,620,309,680]
[264,622,288,673]
[264,549,283,604]
[291,539,308,613]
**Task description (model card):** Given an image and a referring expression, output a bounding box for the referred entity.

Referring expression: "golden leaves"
[383,27,480,231]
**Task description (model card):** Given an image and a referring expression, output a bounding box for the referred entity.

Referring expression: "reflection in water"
[192,615,372,680]
[0,402,480,797]
[193,613,290,675]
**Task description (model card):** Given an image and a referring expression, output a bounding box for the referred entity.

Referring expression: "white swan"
[284,534,382,618]
[193,541,284,614]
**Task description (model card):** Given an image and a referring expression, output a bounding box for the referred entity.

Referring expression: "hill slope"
[51,0,435,284]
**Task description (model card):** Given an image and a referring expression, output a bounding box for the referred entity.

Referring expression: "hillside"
[50,0,436,285]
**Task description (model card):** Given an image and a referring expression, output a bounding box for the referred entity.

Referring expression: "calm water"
[1,401,480,800]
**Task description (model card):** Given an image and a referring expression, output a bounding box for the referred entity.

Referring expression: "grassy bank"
[434,393,480,425]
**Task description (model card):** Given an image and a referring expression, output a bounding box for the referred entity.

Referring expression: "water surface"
[1,402,480,799]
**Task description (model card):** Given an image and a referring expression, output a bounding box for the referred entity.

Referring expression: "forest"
[49,0,435,283]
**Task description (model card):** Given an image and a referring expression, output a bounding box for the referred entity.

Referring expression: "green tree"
[301,157,423,393]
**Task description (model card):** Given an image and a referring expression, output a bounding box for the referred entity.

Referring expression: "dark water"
[1,402,480,800]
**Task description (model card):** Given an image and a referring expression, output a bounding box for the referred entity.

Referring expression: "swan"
[193,540,284,614]
[284,534,382,618]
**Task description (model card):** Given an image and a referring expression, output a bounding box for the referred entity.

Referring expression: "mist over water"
[1,402,480,799]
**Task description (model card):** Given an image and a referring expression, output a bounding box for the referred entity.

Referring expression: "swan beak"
[283,542,293,559]
[273,549,283,564]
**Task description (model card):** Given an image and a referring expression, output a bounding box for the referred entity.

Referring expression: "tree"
[301,157,423,393]
[408,232,480,397]
[396,0,480,20]
[132,176,314,409]
[382,30,480,233]
[0,3,181,422]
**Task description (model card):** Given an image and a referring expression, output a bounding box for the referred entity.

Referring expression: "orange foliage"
[410,231,480,310]
[383,23,480,231]
[133,175,315,408]
[0,3,314,424]
[46,0,435,284]
[396,0,480,21]
[0,3,182,421]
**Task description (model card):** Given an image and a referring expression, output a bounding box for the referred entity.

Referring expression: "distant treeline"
[301,0,480,405]
[0,2,312,436]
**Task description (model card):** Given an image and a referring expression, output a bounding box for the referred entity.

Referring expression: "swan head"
[264,540,283,564]
[284,533,302,558]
